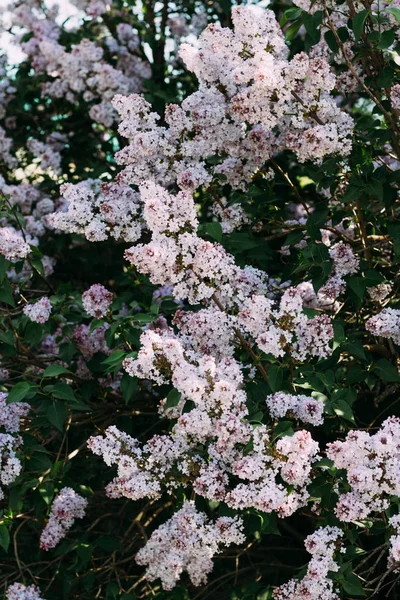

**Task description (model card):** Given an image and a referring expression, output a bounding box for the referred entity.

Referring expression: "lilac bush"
[1,0,400,599]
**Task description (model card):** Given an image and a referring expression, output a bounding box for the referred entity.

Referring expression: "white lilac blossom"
[12,3,151,128]
[329,242,359,277]
[40,487,87,550]
[49,180,141,242]
[327,417,400,521]
[366,308,400,345]
[0,227,31,261]
[72,323,110,359]
[388,514,400,572]
[0,434,23,500]
[82,284,113,318]
[274,526,343,600]
[6,583,45,600]
[368,283,392,302]
[237,288,334,361]
[266,392,324,426]
[112,6,353,195]
[23,297,52,324]
[135,501,245,590]
[0,393,30,433]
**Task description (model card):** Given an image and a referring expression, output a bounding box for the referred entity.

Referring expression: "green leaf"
[348,276,367,299]
[7,382,32,403]
[24,322,43,346]
[44,402,67,431]
[372,359,400,382]
[352,9,370,41]
[0,526,10,552]
[0,279,15,307]
[165,388,181,409]
[52,382,76,402]
[388,7,400,24]
[120,373,138,404]
[204,222,223,243]
[342,573,366,596]
[333,399,355,423]
[268,365,284,393]
[43,365,72,378]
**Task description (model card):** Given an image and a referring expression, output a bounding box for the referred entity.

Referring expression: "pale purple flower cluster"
[10,4,150,128]
[238,288,334,361]
[112,6,353,195]
[82,283,113,318]
[274,526,343,600]
[365,308,400,345]
[6,583,45,600]
[368,282,392,302]
[72,323,110,359]
[135,501,245,590]
[40,487,87,550]
[0,393,30,433]
[266,392,324,426]
[388,514,400,572]
[0,434,23,501]
[49,180,141,243]
[23,297,52,324]
[0,227,30,261]
[327,417,400,521]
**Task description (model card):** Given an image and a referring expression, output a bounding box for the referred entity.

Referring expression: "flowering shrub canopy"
[1,0,400,599]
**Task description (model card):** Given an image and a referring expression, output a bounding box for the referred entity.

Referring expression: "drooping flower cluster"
[135,501,245,590]
[265,392,324,426]
[388,514,400,572]
[0,393,30,433]
[7,3,150,128]
[111,6,353,196]
[40,487,88,550]
[0,434,23,501]
[82,284,113,319]
[365,308,400,345]
[0,226,31,261]
[238,288,334,361]
[6,583,45,600]
[274,526,343,600]
[327,417,400,521]
[49,180,141,243]
[23,297,52,324]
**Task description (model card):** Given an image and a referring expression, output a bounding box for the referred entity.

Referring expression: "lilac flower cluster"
[40,487,87,550]
[23,297,52,324]
[327,417,400,521]
[135,501,245,590]
[82,284,113,319]
[274,526,343,600]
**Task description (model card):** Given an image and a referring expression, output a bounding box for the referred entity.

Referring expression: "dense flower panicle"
[72,323,110,359]
[365,308,400,345]
[0,227,31,261]
[327,417,400,521]
[0,393,30,433]
[0,434,23,500]
[23,297,52,324]
[274,526,343,600]
[135,501,245,590]
[388,514,400,572]
[82,284,113,318]
[6,583,45,600]
[238,289,334,361]
[40,487,87,550]
[266,392,324,426]
[49,180,142,242]
[368,282,392,302]
[329,242,359,277]
[112,5,353,195]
